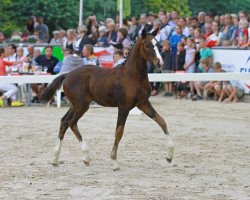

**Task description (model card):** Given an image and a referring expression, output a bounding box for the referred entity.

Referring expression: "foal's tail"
[40,74,67,103]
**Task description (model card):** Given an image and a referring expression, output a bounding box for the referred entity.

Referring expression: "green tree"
[188,0,250,16]
[0,0,20,36]
[144,0,191,16]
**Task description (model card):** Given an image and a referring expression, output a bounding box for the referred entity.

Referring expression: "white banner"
[212,48,250,93]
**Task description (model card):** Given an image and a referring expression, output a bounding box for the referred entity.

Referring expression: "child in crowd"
[184,38,196,97]
[113,50,125,67]
[204,62,227,100]
[161,40,173,96]
[197,37,213,72]
[192,57,214,101]
[174,42,189,98]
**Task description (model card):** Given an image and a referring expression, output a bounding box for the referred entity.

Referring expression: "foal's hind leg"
[110,107,129,170]
[137,100,174,162]
[52,108,74,166]
[70,123,90,166]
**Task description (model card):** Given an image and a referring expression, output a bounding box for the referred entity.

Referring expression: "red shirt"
[0,58,14,76]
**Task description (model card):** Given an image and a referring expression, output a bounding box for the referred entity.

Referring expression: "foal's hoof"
[166,157,173,163]
[51,162,59,167]
[113,166,120,171]
[83,160,90,166]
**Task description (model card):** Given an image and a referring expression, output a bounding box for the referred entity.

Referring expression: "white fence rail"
[1,73,250,107]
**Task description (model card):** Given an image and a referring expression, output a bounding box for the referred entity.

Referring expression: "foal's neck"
[124,42,148,79]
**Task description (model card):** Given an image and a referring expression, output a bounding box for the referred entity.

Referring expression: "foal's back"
[63,65,151,107]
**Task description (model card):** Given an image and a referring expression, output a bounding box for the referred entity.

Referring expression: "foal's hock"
[41,28,174,170]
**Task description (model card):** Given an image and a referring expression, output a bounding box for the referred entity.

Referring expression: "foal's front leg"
[138,100,174,162]
[110,107,129,170]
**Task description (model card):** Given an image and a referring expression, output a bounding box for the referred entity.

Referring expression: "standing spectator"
[203,22,213,39]
[63,29,77,52]
[169,24,185,67]
[179,17,190,37]
[219,15,226,29]
[206,21,222,47]
[161,40,173,96]
[131,13,152,41]
[75,25,91,53]
[160,14,173,40]
[128,16,139,39]
[188,25,195,38]
[0,32,5,43]
[86,15,99,36]
[184,38,196,97]
[197,37,213,72]
[34,16,49,43]
[205,13,213,23]
[220,14,234,46]
[88,25,99,45]
[197,12,206,33]
[230,17,239,46]
[237,19,249,48]
[25,16,35,36]
[82,44,99,66]
[238,10,249,21]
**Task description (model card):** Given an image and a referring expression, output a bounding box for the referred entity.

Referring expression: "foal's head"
[137,28,162,66]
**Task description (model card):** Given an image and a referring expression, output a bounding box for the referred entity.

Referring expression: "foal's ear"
[151,27,159,37]
[141,28,147,38]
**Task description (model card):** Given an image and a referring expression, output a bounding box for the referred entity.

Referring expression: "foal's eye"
[145,44,150,48]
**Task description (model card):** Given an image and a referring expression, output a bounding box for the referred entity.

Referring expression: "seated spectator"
[50,30,60,45]
[192,58,214,101]
[58,29,67,46]
[161,40,174,96]
[0,48,24,107]
[82,44,99,66]
[75,25,91,54]
[111,28,131,50]
[113,50,125,67]
[63,29,77,52]
[15,47,26,71]
[97,26,108,47]
[103,22,117,46]
[58,49,84,74]
[31,46,59,103]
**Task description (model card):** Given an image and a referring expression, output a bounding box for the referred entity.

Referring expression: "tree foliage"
[1,0,250,38]
[188,0,250,16]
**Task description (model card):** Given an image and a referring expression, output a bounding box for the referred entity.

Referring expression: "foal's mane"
[122,32,153,66]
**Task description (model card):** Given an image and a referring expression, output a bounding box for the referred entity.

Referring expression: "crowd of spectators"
[0,9,250,107]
